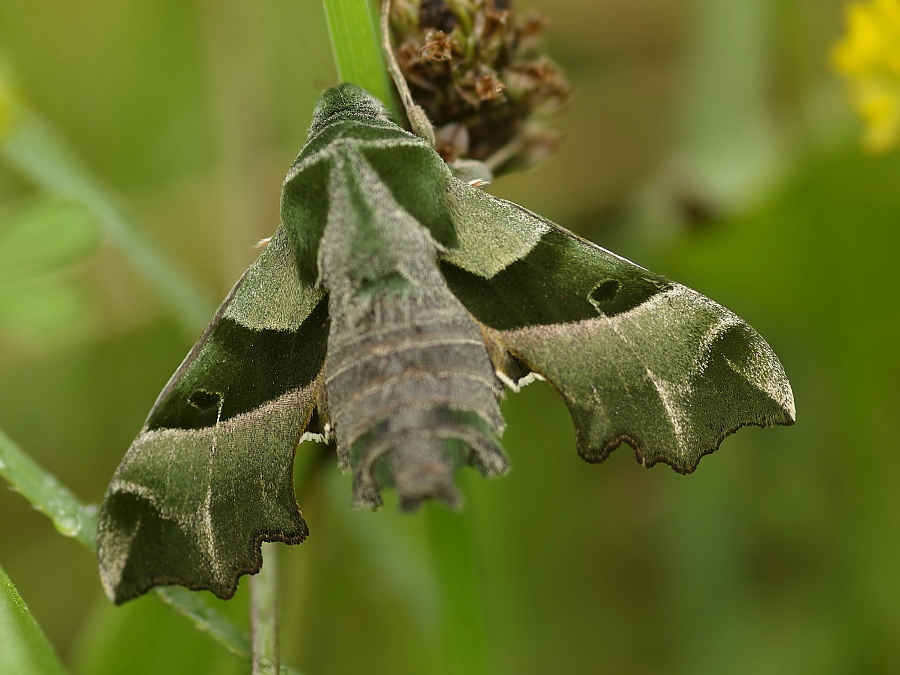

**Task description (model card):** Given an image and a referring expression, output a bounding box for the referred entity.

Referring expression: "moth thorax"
[324,285,509,509]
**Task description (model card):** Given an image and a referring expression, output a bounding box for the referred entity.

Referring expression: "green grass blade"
[322,0,395,110]
[153,588,252,662]
[0,427,97,551]
[0,565,68,675]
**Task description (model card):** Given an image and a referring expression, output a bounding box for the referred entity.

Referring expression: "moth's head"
[309,83,391,135]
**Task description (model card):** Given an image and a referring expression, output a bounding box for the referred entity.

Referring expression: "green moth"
[97,84,795,604]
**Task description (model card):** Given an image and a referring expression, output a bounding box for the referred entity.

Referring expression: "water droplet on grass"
[53,510,81,537]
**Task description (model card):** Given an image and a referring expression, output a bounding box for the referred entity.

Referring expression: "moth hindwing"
[97,84,794,603]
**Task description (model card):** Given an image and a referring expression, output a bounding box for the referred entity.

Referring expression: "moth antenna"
[381,0,435,146]
[254,236,272,248]
[468,178,491,188]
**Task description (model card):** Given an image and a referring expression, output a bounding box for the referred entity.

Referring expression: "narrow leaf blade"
[322,0,395,109]
[0,565,67,675]
[0,427,97,551]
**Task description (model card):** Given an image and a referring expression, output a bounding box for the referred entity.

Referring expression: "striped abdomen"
[316,142,509,508]
[324,287,508,509]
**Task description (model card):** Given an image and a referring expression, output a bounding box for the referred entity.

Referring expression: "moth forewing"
[97,224,325,603]
[439,203,796,472]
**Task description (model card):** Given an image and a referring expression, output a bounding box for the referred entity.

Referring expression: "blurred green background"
[1,0,898,673]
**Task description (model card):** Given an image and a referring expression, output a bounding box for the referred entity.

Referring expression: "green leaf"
[0,565,67,675]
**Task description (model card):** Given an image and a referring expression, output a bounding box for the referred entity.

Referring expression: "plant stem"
[322,0,396,111]
[251,544,280,675]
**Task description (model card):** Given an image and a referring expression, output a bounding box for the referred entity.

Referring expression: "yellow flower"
[832,0,900,153]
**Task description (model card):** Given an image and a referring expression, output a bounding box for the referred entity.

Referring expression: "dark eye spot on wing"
[189,390,221,410]
[589,276,670,317]
[591,279,620,304]
[148,296,329,431]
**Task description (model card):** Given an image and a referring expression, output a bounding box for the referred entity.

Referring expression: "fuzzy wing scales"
[98,227,328,603]
[440,185,795,472]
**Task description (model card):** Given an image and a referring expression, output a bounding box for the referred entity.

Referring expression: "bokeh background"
[2,0,899,673]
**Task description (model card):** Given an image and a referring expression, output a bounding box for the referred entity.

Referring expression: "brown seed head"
[388,0,570,174]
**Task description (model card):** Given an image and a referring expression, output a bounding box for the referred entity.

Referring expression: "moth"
[97,83,794,604]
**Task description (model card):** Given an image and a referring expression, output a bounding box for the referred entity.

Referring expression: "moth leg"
[480,325,541,393]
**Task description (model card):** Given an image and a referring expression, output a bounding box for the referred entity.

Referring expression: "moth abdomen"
[313,127,512,508]
[324,291,508,508]
[346,406,507,510]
